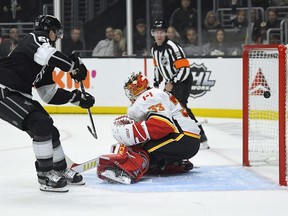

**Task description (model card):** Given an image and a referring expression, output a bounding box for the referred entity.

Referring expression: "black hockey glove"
[70,53,81,67]
[69,54,88,82]
[72,89,95,109]
[70,68,87,83]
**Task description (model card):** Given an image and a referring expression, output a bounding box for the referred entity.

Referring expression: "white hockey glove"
[113,115,135,126]
[111,116,150,146]
[112,115,133,144]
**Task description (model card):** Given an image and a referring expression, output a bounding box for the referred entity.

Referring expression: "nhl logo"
[190,63,216,98]
[160,56,168,66]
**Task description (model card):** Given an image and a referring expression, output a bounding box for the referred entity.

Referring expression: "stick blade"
[87,126,98,139]
[72,158,98,173]
[65,155,98,173]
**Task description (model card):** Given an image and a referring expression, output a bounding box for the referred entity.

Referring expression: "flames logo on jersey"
[189,63,216,98]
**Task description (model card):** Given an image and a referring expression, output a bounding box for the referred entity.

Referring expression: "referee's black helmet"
[152,20,168,31]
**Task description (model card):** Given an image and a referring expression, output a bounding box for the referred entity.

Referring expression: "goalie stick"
[66,119,208,173]
[197,119,208,125]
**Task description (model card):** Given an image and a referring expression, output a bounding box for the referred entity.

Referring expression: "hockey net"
[243,44,288,186]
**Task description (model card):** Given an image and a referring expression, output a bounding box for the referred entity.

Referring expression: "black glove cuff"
[70,53,80,69]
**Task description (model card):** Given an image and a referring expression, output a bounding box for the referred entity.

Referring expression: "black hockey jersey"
[0,31,74,97]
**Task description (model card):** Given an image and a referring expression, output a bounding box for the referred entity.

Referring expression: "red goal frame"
[242,44,287,186]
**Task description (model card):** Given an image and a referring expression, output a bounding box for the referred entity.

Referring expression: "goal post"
[242,44,288,186]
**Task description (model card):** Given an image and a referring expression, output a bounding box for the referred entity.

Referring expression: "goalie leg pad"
[97,144,150,184]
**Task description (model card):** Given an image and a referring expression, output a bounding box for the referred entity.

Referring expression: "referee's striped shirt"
[151,39,190,87]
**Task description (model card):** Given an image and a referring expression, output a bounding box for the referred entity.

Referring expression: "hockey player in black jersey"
[0,15,95,192]
[150,20,209,149]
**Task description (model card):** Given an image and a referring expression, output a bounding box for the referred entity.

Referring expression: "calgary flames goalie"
[97,72,201,184]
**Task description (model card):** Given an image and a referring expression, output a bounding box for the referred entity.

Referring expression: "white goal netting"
[248,49,279,165]
[244,45,288,185]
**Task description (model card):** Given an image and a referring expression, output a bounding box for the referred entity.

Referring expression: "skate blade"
[67,181,85,186]
[100,170,132,184]
[39,184,69,193]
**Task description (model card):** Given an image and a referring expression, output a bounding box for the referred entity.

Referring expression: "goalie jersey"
[111,87,200,146]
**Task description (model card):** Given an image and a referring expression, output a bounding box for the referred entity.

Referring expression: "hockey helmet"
[34,15,63,39]
[152,20,168,30]
[151,20,168,36]
[124,72,150,101]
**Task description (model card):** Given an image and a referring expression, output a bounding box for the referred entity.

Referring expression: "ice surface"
[0,115,288,216]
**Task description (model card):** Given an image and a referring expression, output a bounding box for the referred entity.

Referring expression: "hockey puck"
[264,91,271,98]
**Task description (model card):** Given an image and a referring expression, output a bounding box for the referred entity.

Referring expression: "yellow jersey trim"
[183,131,200,139]
[147,134,184,153]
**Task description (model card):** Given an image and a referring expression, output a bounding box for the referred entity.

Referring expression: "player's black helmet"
[34,15,63,39]
[152,20,168,31]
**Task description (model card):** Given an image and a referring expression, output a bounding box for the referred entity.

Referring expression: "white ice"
[0,115,288,216]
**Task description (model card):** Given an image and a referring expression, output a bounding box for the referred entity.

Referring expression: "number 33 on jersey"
[112,87,200,146]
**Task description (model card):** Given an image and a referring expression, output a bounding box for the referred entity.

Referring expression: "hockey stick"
[80,81,98,139]
[65,119,208,173]
[66,155,98,173]
[197,119,208,126]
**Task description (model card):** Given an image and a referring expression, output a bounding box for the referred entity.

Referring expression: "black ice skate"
[37,170,68,193]
[57,168,85,185]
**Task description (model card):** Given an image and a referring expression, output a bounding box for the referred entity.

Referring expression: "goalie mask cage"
[243,44,288,186]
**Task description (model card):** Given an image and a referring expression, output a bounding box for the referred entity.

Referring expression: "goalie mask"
[124,72,150,102]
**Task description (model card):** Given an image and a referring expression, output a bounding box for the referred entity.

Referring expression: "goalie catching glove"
[111,115,150,146]
[97,143,150,184]
[71,89,95,109]
[113,115,135,126]
[69,53,87,82]
[111,114,178,146]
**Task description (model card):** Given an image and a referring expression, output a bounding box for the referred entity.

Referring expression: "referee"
[150,20,209,149]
